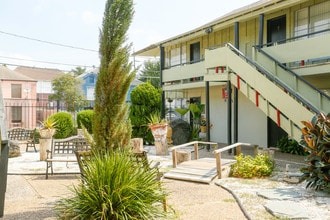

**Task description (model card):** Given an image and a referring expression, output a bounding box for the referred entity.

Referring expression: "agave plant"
[300,112,330,192]
[146,111,167,125]
[39,117,57,130]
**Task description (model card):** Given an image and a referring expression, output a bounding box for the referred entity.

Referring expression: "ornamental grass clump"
[300,112,330,192]
[55,151,167,219]
[230,154,275,178]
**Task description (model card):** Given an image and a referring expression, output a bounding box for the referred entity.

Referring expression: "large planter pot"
[39,129,55,161]
[0,141,9,217]
[149,124,168,155]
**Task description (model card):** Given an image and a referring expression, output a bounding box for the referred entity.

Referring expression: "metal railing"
[3,99,93,130]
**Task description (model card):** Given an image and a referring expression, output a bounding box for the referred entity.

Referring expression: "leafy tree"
[49,74,86,112]
[70,66,86,76]
[138,60,160,88]
[130,82,162,144]
[93,0,136,152]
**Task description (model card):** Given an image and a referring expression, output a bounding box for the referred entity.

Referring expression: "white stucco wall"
[189,85,268,147]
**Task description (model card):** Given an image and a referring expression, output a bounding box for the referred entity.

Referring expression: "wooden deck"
[163,157,236,184]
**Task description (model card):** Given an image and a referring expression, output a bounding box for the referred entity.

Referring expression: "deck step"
[164,158,236,184]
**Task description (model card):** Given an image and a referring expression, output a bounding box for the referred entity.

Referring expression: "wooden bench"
[45,135,90,179]
[7,127,37,152]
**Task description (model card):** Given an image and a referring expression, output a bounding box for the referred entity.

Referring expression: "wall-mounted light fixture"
[205,27,213,34]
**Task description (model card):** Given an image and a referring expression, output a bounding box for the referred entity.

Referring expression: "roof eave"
[133,0,304,57]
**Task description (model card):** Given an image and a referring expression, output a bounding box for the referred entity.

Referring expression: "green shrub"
[77,109,95,134]
[230,154,275,178]
[129,82,162,144]
[33,129,41,144]
[300,113,330,192]
[55,151,167,219]
[276,136,308,156]
[49,112,74,139]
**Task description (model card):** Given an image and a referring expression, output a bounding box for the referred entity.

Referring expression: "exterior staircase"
[204,43,330,141]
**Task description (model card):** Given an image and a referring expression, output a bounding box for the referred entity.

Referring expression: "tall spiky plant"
[93,0,136,153]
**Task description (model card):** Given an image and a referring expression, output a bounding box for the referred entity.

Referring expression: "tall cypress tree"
[93,0,135,153]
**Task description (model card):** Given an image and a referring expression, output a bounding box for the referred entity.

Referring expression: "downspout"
[160,45,166,118]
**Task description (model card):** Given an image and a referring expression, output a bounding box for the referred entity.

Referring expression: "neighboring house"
[15,66,63,101]
[134,0,330,147]
[15,66,64,126]
[77,67,98,107]
[78,67,143,107]
[0,66,37,128]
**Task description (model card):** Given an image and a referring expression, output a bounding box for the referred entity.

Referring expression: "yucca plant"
[55,151,167,219]
[300,112,330,192]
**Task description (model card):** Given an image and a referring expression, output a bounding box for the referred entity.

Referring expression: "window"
[181,45,187,64]
[294,8,308,37]
[89,76,94,84]
[295,1,330,37]
[11,106,22,123]
[170,47,181,66]
[169,45,187,67]
[310,1,330,34]
[11,84,22,98]
[86,86,95,101]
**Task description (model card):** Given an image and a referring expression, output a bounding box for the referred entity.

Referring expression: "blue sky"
[0,0,256,71]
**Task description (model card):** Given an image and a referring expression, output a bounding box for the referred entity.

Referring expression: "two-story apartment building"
[134,0,330,147]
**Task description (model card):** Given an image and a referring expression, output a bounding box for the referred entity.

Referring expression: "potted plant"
[39,117,57,138]
[147,111,168,155]
[39,117,57,161]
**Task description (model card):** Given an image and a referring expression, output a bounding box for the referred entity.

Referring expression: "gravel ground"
[1,145,329,220]
[2,175,79,220]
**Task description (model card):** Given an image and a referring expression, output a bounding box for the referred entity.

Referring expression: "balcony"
[163,61,206,91]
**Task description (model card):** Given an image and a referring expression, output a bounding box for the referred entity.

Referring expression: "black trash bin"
[0,141,9,217]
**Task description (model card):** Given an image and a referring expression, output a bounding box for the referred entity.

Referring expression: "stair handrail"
[225,42,327,114]
[255,45,330,99]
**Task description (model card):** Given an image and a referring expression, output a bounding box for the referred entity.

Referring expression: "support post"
[234,22,239,154]
[194,142,199,160]
[206,81,211,150]
[258,14,264,47]
[227,81,232,153]
[172,149,177,168]
[215,152,222,179]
